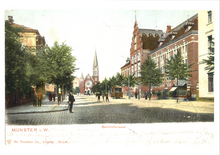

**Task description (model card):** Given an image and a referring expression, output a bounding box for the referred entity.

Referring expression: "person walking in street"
[102,92,105,101]
[106,93,109,102]
[52,93,55,101]
[135,89,138,99]
[145,93,148,100]
[97,92,101,102]
[33,92,38,106]
[69,90,75,113]
[37,91,43,106]
[49,92,52,101]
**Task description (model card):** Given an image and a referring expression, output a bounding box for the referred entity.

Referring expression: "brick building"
[121,14,199,99]
[148,14,198,99]
[79,51,99,95]
[121,19,163,96]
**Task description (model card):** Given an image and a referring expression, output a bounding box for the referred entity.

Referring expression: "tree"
[166,49,193,103]
[140,57,163,100]
[40,41,77,105]
[115,72,125,87]
[202,38,214,73]
[124,73,138,87]
[5,20,33,97]
[75,87,81,94]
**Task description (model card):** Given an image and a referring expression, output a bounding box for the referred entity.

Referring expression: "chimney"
[167,25,171,33]
[8,16,13,24]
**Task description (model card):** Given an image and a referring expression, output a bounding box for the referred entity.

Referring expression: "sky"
[3,1,218,82]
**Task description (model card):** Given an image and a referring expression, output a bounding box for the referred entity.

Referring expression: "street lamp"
[138,81,141,100]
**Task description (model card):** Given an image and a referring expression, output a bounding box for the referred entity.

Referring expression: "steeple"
[93,50,98,67]
[80,72,84,81]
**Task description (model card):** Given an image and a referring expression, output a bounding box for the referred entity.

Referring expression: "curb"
[6,102,69,115]
[6,108,69,115]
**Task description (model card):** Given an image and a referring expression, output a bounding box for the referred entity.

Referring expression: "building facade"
[149,14,198,99]
[198,10,214,101]
[73,78,80,89]
[121,19,163,96]
[121,14,199,99]
[8,16,45,55]
[79,51,99,95]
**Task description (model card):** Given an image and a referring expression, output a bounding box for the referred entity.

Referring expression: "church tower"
[92,50,99,84]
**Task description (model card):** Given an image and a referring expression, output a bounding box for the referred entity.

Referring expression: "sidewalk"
[6,98,69,114]
[86,95,214,114]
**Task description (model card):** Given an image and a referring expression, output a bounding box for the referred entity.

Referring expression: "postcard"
[2,1,219,155]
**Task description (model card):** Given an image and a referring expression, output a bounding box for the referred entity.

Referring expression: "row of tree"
[5,20,77,105]
[92,50,194,103]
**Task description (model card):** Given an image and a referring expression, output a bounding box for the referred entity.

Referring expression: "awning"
[170,87,177,91]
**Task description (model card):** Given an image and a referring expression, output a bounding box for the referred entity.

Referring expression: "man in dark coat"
[69,90,75,113]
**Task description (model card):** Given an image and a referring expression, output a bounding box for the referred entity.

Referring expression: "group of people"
[97,92,109,102]
[33,92,43,107]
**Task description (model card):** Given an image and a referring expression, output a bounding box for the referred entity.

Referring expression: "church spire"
[80,72,84,80]
[93,50,98,67]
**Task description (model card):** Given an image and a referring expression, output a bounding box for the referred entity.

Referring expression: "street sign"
[45,83,54,92]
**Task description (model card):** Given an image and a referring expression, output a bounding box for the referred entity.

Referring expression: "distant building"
[198,10,214,101]
[7,16,45,55]
[72,78,80,89]
[79,51,99,95]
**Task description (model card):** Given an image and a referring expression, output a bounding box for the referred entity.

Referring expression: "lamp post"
[138,81,141,100]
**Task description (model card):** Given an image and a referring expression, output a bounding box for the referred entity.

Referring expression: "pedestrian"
[52,93,55,101]
[33,92,38,106]
[102,92,105,101]
[37,91,43,106]
[69,90,75,113]
[135,89,138,99]
[106,93,109,102]
[145,93,148,100]
[97,92,100,102]
[49,92,52,101]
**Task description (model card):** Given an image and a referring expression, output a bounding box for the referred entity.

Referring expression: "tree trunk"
[57,85,59,105]
[177,77,179,103]
[149,83,151,101]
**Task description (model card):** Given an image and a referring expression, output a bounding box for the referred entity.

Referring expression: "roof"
[11,23,41,35]
[120,61,130,69]
[139,29,163,37]
[139,29,163,51]
[149,13,198,55]
[112,85,122,89]
[93,50,98,67]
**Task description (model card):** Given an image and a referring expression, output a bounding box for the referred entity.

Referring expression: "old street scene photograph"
[5,9,216,126]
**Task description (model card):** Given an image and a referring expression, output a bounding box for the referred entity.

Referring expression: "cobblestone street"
[5,96,214,125]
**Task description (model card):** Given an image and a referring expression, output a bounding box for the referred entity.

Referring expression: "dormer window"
[184,21,194,32]
[169,31,177,40]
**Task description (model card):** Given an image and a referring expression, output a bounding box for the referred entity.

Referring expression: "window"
[132,56,134,64]
[138,51,140,61]
[135,54,137,62]
[208,35,212,53]
[95,77,97,81]
[134,35,137,50]
[208,73,214,92]
[208,11,212,23]
[174,45,178,56]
